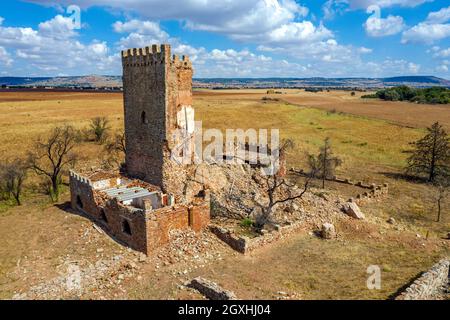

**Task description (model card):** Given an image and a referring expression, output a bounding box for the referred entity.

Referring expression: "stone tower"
[121,44,194,198]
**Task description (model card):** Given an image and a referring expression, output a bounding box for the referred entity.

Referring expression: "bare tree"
[103,130,126,168]
[433,176,449,223]
[251,139,314,228]
[406,122,449,183]
[90,117,111,143]
[105,130,126,154]
[28,125,78,201]
[308,137,342,189]
[0,158,27,205]
[253,173,312,228]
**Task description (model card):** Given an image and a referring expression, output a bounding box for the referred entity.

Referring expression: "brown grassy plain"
[0,89,448,300]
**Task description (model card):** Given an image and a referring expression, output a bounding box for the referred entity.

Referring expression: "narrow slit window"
[122,220,132,235]
[141,111,148,124]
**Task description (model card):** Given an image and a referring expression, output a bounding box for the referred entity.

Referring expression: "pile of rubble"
[191,163,346,229]
[153,229,230,270]
[12,252,138,300]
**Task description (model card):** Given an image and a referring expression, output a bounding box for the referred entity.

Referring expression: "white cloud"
[0,46,13,66]
[425,6,450,24]
[358,47,373,53]
[195,48,309,78]
[364,15,405,37]
[402,22,450,43]
[113,20,169,38]
[0,16,117,75]
[408,62,420,73]
[234,21,333,44]
[38,14,78,39]
[28,0,309,38]
[113,19,170,50]
[346,0,432,9]
[436,64,448,72]
[433,47,450,57]
[322,0,349,20]
[322,0,431,19]
[401,6,450,44]
[258,38,370,66]
[185,0,308,36]
[363,58,422,77]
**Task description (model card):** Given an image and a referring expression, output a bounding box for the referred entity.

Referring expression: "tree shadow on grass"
[379,171,429,185]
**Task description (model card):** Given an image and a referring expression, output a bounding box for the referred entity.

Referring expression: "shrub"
[362,86,450,104]
[89,117,111,143]
[240,218,254,228]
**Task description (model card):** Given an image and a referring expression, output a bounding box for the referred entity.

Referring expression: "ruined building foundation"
[69,44,210,255]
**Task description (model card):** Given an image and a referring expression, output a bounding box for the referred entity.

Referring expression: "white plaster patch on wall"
[177,105,195,134]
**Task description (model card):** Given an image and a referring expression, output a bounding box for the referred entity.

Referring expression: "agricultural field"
[0,89,448,300]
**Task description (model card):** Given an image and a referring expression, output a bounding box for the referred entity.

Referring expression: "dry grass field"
[0,89,448,300]
[196,89,450,130]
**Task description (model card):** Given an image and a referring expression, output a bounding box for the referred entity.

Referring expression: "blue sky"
[0,0,449,78]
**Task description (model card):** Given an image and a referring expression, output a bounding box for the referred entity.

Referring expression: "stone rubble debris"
[188,277,237,300]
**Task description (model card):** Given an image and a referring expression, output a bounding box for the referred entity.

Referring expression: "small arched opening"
[122,219,132,235]
[76,195,83,209]
[141,111,148,124]
[100,209,108,223]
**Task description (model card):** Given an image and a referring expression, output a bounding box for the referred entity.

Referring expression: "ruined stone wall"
[103,198,148,253]
[69,171,100,217]
[146,206,190,253]
[189,203,211,232]
[396,259,449,300]
[122,44,194,199]
[290,168,389,204]
[70,171,148,253]
[210,221,305,254]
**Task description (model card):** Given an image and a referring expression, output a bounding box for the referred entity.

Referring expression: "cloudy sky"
[0,0,449,78]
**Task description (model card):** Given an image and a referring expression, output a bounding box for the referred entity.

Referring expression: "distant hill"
[0,75,448,89]
[0,77,53,86]
[0,75,122,88]
[382,76,450,86]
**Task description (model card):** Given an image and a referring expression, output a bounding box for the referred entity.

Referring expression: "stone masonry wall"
[146,206,190,253]
[396,259,449,300]
[290,167,389,204]
[69,171,99,216]
[122,44,193,199]
[70,171,149,253]
[210,221,304,254]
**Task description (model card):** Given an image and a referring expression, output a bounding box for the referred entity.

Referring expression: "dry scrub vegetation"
[0,89,448,300]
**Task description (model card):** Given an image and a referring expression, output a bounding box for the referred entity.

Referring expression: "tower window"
[100,209,108,223]
[141,111,148,124]
[122,220,132,235]
[76,195,83,209]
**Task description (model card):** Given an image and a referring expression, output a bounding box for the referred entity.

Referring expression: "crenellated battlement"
[69,170,93,187]
[121,44,192,69]
[171,54,192,69]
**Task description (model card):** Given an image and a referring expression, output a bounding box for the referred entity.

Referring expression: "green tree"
[308,137,342,189]
[90,117,111,143]
[406,122,449,183]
